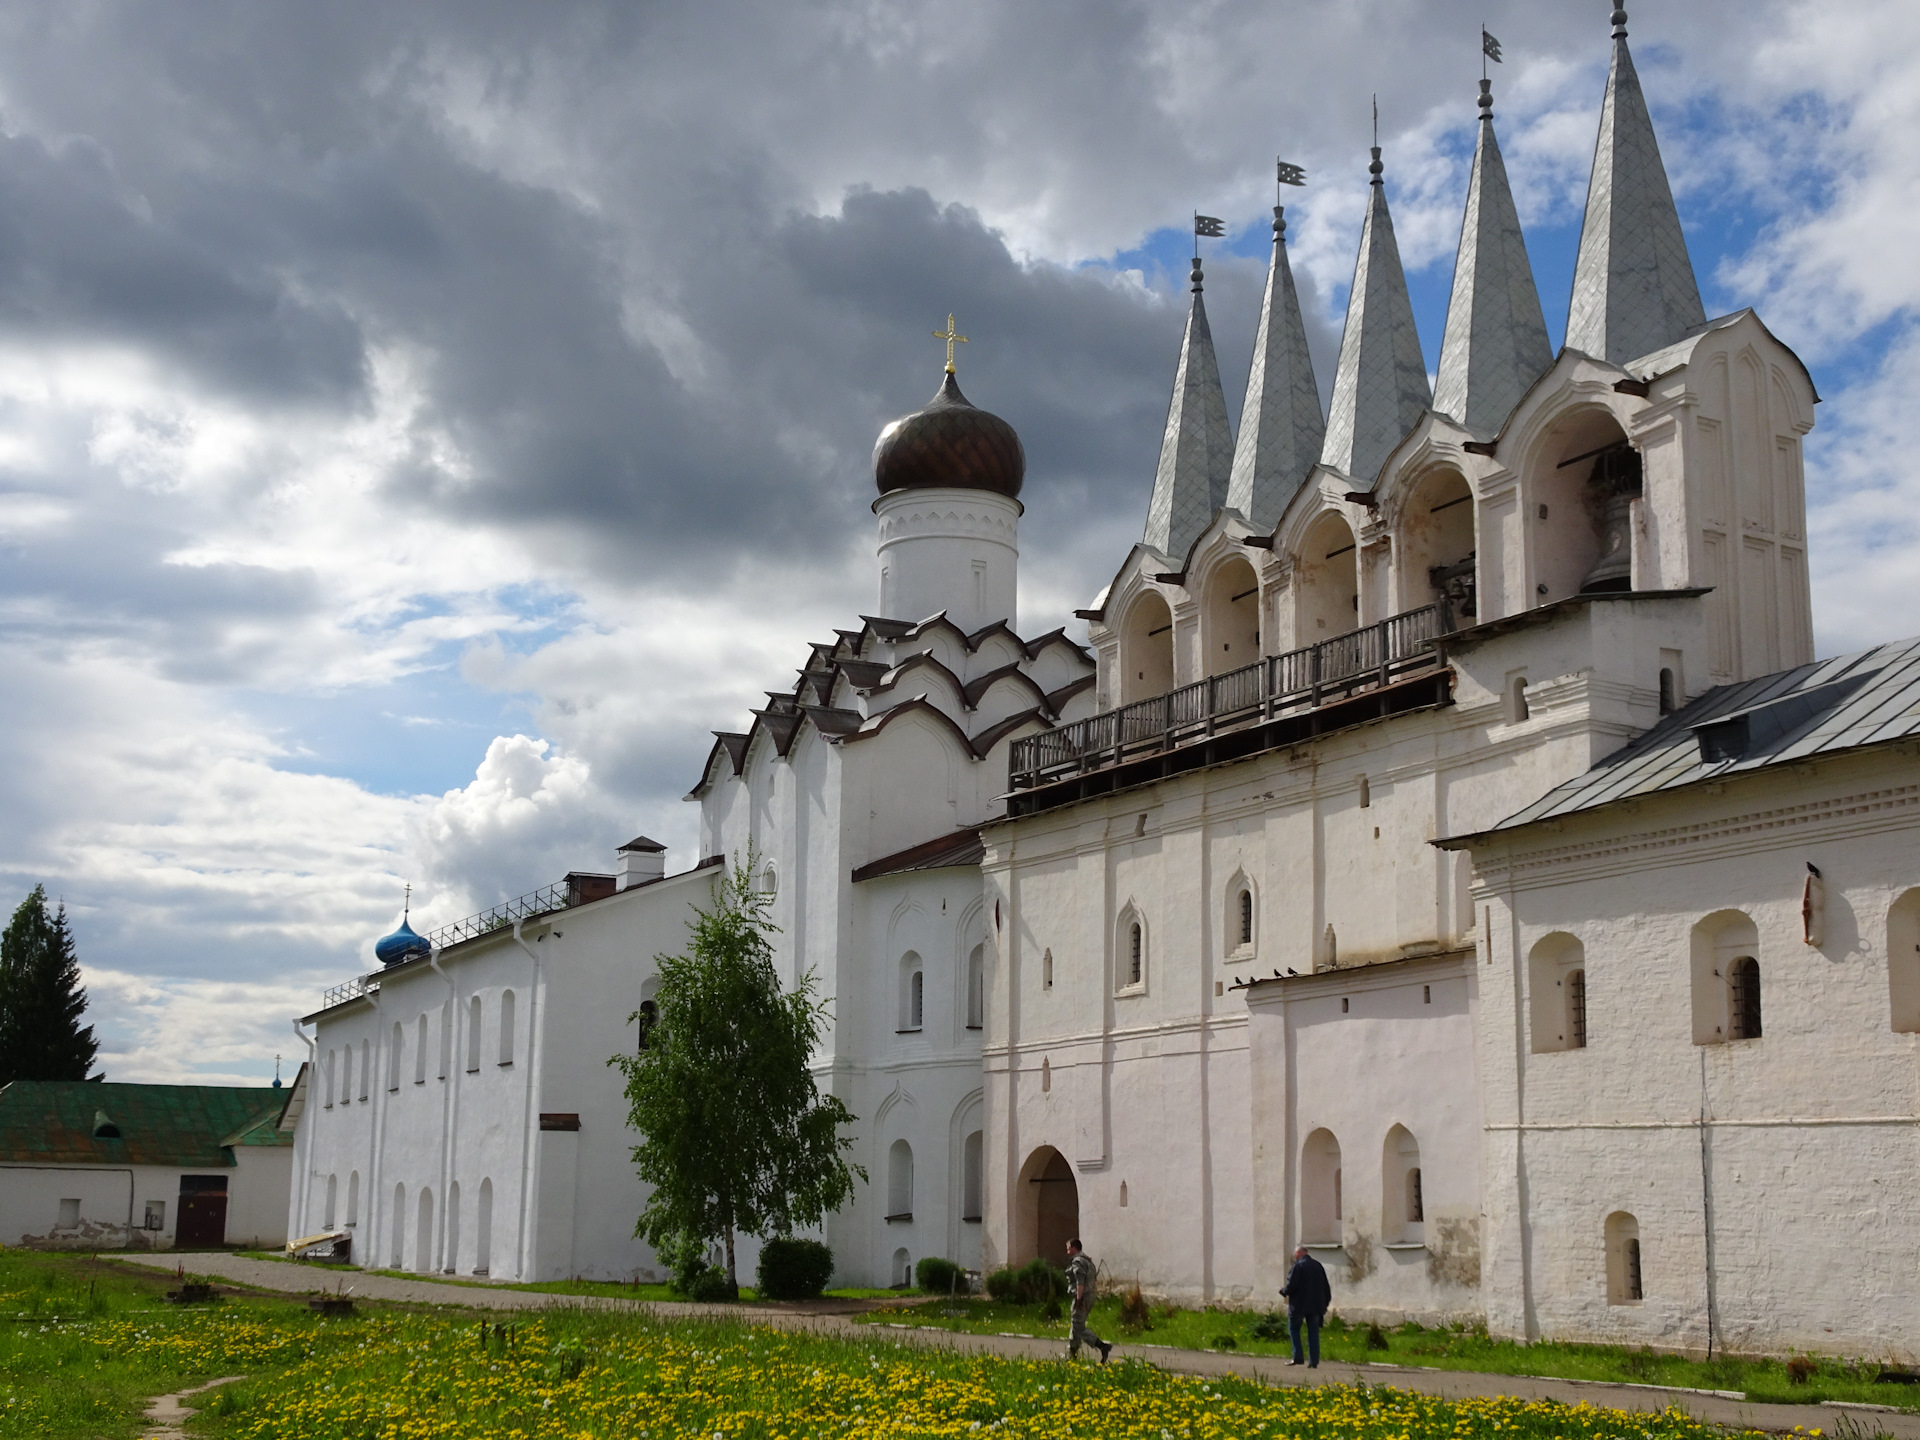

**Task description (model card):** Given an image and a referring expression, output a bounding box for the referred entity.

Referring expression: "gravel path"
[117,1252,1916,1437]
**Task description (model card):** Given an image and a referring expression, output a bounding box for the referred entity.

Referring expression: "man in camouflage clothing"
[1064,1238,1112,1363]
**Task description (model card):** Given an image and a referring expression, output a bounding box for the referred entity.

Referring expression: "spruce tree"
[0,886,100,1084]
[609,852,863,1296]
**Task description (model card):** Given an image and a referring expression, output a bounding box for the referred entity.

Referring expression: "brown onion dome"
[873,372,1024,499]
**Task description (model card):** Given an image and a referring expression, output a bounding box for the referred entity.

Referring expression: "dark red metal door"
[175,1178,228,1248]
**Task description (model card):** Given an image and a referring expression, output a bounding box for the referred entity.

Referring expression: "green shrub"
[1251,1312,1287,1341]
[915,1257,967,1295]
[666,1235,714,1297]
[984,1259,1065,1305]
[688,1269,736,1303]
[757,1238,835,1301]
[1040,1297,1063,1322]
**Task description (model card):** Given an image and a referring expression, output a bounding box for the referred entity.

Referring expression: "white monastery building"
[290,7,1920,1358]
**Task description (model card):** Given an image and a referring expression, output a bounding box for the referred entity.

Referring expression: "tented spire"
[1227,206,1325,529]
[1434,80,1551,437]
[1143,255,1233,559]
[1321,146,1431,483]
[1565,5,1705,365]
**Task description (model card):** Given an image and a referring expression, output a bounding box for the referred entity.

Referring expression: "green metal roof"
[0,1080,290,1168]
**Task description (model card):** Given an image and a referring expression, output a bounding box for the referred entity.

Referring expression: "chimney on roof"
[616,836,668,890]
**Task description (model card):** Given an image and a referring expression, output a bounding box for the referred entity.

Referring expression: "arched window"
[1509,675,1531,723]
[898,953,923,1032]
[1606,1211,1643,1304]
[962,1130,983,1222]
[1119,913,1145,991]
[1382,1124,1423,1244]
[389,1021,403,1090]
[887,1139,914,1219]
[498,990,516,1064]
[758,864,777,899]
[1529,410,1635,604]
[892,1247,912,1289]
[438,999,452,1078]
[1119,591,1175,703]
[1040,1057,1051,1093]
[966,945,985,1029]
[1119,1180,1129,1208]
[1658,667,1678,714]
[416,1187,434,1272]
[637,1000,659,1050]
[359,1040,370,1100]
[346,1170,360,1226]
[1301,1128,1342,1243]
[1041,947,1053,990]
[324,1173,337,1228]
[1728,957,1762,1040]
[1202,555,1261,678]
[475,1178,493,1275]
[1891,889,1920,1033]
[415,1014,429,1083]
[467,997,483,1071]
[324,1050,335,1108]
[1691,912,1759,1045]
[391,1183,406,1267]
[1235,887,1254,949]
[1527,933,1587,1053]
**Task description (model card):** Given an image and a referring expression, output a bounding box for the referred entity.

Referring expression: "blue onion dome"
[375,915,431,968]
[874,371,1024,499]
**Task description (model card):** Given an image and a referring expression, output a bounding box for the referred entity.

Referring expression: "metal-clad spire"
[1320,145,1431,483]
[1227,203,1325,529]
[1434,79,1552,436]
[1143,254,1233,558]
[1565,5,1705,365]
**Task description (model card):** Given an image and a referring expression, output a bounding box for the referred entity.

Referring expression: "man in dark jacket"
[1279,1244,1331,1367]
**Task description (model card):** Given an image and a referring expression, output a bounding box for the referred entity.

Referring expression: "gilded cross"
[932,314,968,374]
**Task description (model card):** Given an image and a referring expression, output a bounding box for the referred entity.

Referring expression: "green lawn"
[857,1294,1920,1411]
[0,1251,1772,1440]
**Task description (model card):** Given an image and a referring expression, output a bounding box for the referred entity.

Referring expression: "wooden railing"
[1010,604,1446,792]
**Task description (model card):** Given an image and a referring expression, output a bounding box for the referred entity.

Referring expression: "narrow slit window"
[1128,923,1143,986]
[1238,890,1253,947]
[498,990,516,1065]
[1728,957,1762,1039]
[1568,969,1588,1048]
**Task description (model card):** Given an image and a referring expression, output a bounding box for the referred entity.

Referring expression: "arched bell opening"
[1396,469,1476,622]
[1012,1145,1079,1268]
[1295,513,1359,644]
[1119,590,1175,702]
[1529,409,1638,605]
[1201,555,1261,678]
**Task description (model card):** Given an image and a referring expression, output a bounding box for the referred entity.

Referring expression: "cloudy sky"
[2,0,1916,1083]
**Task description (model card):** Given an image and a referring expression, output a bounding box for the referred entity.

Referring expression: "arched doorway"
[1014,1146,1079,1267]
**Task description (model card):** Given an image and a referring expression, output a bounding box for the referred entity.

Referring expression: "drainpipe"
[429,946,459,1274]
[291,1019,317,1237]
[509,916,547,1283]
[365,979,387,1270]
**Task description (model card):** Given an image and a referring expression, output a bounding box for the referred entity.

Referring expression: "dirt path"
[117,1253,1917,1437]
[141,1375,243,1438]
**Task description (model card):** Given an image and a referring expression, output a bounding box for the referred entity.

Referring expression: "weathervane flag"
[1483,27,1502,63]
[1194,214,1226,238]
[1276,160,1307,187]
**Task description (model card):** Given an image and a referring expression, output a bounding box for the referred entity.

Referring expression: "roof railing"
[317,877,591,1012]
[1010,602,1448,792]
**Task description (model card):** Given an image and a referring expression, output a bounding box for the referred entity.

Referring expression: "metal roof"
[0,1080,289,1168]
[1443,636,1920,847]
[1226,207,1324,529]
[1432,85,1552,438]
[1321,150,1432,484]
[1563,8,1705,367]
[1143,263,1233,560]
